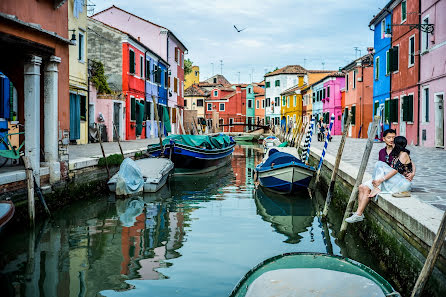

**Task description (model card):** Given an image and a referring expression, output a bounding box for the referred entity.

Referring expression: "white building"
[264,65,307,126]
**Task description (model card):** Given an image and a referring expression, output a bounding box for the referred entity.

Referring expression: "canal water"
[0,145,385,297]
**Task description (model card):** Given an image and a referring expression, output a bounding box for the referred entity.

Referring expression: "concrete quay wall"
[309,147,446,296]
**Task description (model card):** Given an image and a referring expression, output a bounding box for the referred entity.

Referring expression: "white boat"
[262,135,281,154]
[108,158,174,195]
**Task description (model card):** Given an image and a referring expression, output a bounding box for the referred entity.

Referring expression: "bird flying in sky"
[233,25,246,32]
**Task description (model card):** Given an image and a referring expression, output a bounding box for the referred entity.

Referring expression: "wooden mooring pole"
[322,111,352,219]
[338,116,379,240]
[152,95,164,150]
[113,123,124,158]
[23,156,35,228]
[410,210,446,297]
[98,128,110,179]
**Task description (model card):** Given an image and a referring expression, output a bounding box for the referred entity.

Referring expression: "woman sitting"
[345,136,414,223]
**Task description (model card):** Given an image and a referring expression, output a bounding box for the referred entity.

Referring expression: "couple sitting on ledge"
[346,129,416,224]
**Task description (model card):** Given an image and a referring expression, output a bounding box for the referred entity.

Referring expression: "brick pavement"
[309,136,446,211]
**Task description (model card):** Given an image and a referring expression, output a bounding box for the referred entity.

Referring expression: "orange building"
[254,86,265,125]
[342,52,374,138]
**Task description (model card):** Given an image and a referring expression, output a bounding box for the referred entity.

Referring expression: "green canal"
[0,145,389,297]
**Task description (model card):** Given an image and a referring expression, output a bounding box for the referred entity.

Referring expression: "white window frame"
[421,15,429,52]
[408,34,415,68]
[401,0,407,23]
[381,19,386,39]
[386,50,390,75]
[207,103,212,111]
[392,96,399,124]
[140,55,144,78]
[401,92,415,124]
[256,100,259,109]
[351,104,356,126]
[422,87,429,123]
[78,31,85,62]
[294,95,296,107]
[262,99,265,108]
[248,99,253,109]
[229,118,234,127]
[353,70,356,89]
[219,103,225,111]
[375,57,380,80]
[287,96,290,108]
[393,44,400,74]
[181,53,184,68]
[213,90,218,97]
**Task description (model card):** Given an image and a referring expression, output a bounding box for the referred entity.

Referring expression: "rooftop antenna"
[251,68,254,83]
[304,58,307,68]
[322,62,325,70]
[264,68,268,74]
[211,63,214,76]
[220,60,223,75]
[354,47,359,59]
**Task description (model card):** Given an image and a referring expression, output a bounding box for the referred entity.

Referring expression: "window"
[384,99,390,124]
[197,99,204,107]
[422,17,429,51]
[78,31,85,62]
[274,97,280,107]
[386,50,390,75]
[219,103,225,111]
[344,107,349,124]
[390,98,399,123]
[402,94,414,122]
[294,95,296,107]
[401,0,407,22]
[129,49,135,74]
[248,87,252,94]
[423,88,429,122]
[282,96,286,106]
[256,100,259,109]
[381,19,386,38]
[140,55,144,77]
[266,81,270,88]
[287,97,289,108]
[165,71,169,89]
[184,99,188,107]
[145,59,151,81]
[275,80,280,87]
[213,78,217,83]
[312,92,316,102]
[408,35,415,67]
[174,77,178,93]
[266,98,270,107]
[353,70,356,89]
[130,97,136,121]
[153,65,158,83]
[327,86,330,98]
[374,101,380,116]
[375,57,380,80]
[346,74,349,90]
[175,47,179,62]
[390,46,399,72]
[207,103,212,111]
[181,53,184,68]
[351,105,356,125]
[262,99,265,108]
[195,71,199,76]
[213,90,218,97]
[229,118,234,126]
[248,100,253,108]
[80,95,86,120]
[144,101,151,120]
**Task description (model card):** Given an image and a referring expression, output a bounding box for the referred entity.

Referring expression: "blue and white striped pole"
[317,113,335,172]
[303,116,315,162]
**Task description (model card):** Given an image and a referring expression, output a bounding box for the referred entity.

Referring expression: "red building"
[390,0,420,145]
[205,85,246,132]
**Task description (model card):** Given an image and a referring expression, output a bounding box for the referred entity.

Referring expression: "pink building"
[321,73,345,135]
[91,5,188,134]
[419,0,446,148]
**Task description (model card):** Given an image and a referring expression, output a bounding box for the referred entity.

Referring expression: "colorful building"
[68,0,89,144]
[302,86,313,124]
[254,87,265,125]
[369,4,392,138]
[245,84,256,128]
[0,0,70,183]
[419,0,445,148]
[280,85,303,129]
[184,84,209,122]
[185,65,200,89]
[342,52,374,138]
[91,5,188,135]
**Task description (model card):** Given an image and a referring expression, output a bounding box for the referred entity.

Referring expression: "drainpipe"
[417,0,421,146]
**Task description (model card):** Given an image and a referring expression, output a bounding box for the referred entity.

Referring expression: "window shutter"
[390,47,399,72]
[327,86,330,98]
[390,99,399,123]
[351,105,356,125]
[385,100,390,123]
[402,96,408,121]
[168,76,171,88]
[408,95,413,122]
[174,78,178,93]
[374,101,379,115]
[386,51,390,74]
[145,60,150,80]
[344,108,348,124]
[131,97,136,121]
[129,50,135,74]
[175,47,178,62]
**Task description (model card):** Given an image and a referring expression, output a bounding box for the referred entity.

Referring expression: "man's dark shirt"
[379,147,394,166]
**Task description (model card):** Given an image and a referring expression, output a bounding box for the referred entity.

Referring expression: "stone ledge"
[0,166,50,186]
[309,146,445,254]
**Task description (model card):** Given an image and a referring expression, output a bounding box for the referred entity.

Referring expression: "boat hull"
[257,163,314,194]
[0,201,15,231]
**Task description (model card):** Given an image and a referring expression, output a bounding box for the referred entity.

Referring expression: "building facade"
[419,0,446,148]
[184,84,208,121]
[185,65,200,89]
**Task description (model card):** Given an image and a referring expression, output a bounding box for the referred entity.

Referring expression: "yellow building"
[184,66,200,89]
[68,0,88,144]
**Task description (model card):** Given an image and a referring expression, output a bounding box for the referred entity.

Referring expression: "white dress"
[363,161,412,198]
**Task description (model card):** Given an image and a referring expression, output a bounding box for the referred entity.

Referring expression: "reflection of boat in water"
[229,252,400,297]
[254,187,314,243]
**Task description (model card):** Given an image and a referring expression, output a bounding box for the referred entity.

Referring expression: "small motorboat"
[0,200,15,231]
[229,252,400,297]
[108,158,174,195]
[147,134,235,175]
[255,147,315,194]
[262,135,281,154]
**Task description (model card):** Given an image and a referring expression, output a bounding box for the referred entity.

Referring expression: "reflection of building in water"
[254,188,315,243]
[232,146,246,186]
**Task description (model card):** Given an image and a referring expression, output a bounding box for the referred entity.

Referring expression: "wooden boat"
[262,135,281,153]
[229,252,400,297]
[233,134,257,142]
[0,200,15,231]
[147,134,235,175]
[255,147,315,194]
[108,158,174,194]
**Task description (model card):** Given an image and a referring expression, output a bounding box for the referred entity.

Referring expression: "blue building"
[370,5,392,137]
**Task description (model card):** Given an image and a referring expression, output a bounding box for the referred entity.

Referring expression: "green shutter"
[351,106,356,125]
[344,108,348,124]
[386,51,390,75]
[131,97,136,121]
[385,100,390,124]
[402,1,407,21]
[389,47,399,72]
[390,99,399,123]
[129,50,135,74]
[374,101,379,115]
[408,95,413,122]
[402,96,408,121]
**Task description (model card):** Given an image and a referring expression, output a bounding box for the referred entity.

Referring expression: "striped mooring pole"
[314,114,335,184]
[302,116,315,162]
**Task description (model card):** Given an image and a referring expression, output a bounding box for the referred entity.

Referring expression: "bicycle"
[0,123,25,168]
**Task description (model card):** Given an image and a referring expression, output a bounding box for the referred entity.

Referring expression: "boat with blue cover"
[229,252,400,297]
[147,134,236,175]
[255,147,315,194]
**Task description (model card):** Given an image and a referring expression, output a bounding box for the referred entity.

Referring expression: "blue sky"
[89,0,389,83]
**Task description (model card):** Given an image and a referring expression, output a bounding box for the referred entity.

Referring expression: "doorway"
[399,96,406,137]
[113,102,121,141]
[434,93,444,148]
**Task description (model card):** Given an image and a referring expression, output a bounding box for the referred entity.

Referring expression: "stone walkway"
[310,136,446,211]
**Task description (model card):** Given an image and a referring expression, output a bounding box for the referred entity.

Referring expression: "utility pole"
[211,63,214,76]
[220,60,223,75]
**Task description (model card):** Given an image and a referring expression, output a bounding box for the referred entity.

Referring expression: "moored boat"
[147,134,236,175]
[229,252,400,297]
[0,200,15,231]
[255,147,315,194]
[262,135,281,153]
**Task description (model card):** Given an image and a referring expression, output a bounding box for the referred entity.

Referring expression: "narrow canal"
[0,145,387,297]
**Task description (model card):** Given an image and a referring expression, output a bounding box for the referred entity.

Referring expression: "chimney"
[367,47,374,54]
